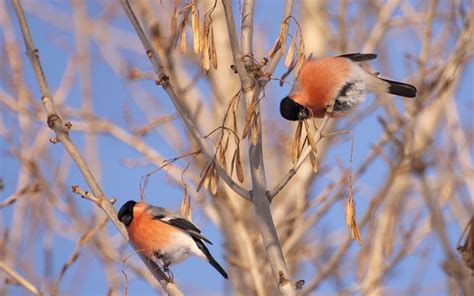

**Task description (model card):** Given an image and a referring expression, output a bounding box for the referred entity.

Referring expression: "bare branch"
[10,0,180,294]
[241,0,255,57]
[222,0,296,294]
[0,261,40,295]
[116,0,250,200]
[268,115,331,200]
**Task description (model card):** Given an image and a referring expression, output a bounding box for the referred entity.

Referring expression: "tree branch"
[268,115,331,200]
[222,0,295,294]
[0,261,40,295]
[116,0,250,201]
[240,0,255,57]
[10,1,181,294]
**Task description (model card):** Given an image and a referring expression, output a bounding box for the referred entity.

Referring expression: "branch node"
[278,271,290,286]
[71,185,100,203]
[146,50,153,59]
[295,280,305,290]
[109,198,117,204]
[71,185,79,193]
[265,191,271,202]
[49,137,59,144]
[64,121,72,131]
[47,114,63,130]
[155,74,170,86]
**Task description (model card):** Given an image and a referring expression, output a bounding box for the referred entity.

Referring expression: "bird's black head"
[280,96,310,121]
[118,200,137,226]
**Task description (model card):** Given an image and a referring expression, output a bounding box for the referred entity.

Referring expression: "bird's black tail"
[193,238,228,279]
[380,78,417,98]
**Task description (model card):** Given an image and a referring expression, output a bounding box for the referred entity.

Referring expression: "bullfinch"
[280,53,417,120]
[117,200,228,279]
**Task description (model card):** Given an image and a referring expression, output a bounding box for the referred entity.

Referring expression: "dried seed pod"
[235,146,244,183]
[280,23,288,55]
[232,111,238,136]
[210,27,218,69]
[180,25,187,54]
[196,160,212,192]
[295,36,306,76]
[251,114,259,145]
[223,136,230,154]
[230,149,237,178]
[291,121,303,163]
[203,169,211,190]
[346,189,362,245]
[201,41,210,72]
[219,137,229,171]
[170,0,179,38]
[309,150,319,173]
[243,93,258,139]
[180,185,192,221]
[280,58,296,86]
[186,197,192,221]
[192,4,201,54]
[285,35,296,68]
[201,19,210,72]
[268,37,281,58]
[221,152,227,171]
[242,113,252,140]
[210,166,218,195]
[304,120,318,155]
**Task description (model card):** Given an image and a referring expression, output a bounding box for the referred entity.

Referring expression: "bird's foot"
[163,265,174,282]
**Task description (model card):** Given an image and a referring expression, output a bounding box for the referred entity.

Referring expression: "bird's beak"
[297,107,310,120]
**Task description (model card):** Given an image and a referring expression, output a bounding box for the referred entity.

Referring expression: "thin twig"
[52,216,109,296]
[264,0,294,76]
[268,115,331,200]
[0,261,41,295]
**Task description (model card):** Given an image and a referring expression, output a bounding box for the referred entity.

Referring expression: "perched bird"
[117,200,228,279]
[280,53,417,120]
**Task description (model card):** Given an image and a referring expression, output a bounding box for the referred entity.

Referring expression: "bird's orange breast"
[298,57,350,117]
[127,214,176,258]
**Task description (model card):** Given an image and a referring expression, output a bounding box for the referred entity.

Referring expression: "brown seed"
[251,115,258,145]
[285,36,296,68]
[210,27,218,69]
[235,147,244,183]
[180,25,187,54]
[291,121,303,163]
[196,160,212,192]
[170,0,179,38]
[210,166,218,195]
[192,4,200,54]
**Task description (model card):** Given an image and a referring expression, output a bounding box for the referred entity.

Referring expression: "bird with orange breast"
[280,53,417,120]
[118,200,228,279]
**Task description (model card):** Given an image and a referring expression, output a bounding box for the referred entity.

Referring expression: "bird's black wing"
[151,213,213,244]
[338,53,377,62]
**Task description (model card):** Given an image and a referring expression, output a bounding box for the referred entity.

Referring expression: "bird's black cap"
[118,200,137,226]
[280,97,310,121]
